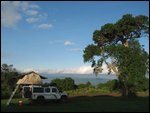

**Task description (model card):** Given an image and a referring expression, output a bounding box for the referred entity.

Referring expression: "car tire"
[37,96,45,104]
[61,96,67,103]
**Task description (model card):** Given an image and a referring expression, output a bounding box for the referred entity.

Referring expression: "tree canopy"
[92,14,149,47]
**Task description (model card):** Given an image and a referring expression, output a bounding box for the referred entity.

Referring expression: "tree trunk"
[119,77,129,97]
[121,84,136,97]
[124,40,129,47]
[122,87,129,97]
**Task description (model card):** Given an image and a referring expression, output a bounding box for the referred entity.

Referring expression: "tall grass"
[66,87,119,96]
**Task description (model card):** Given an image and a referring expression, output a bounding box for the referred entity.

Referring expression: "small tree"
[51,77,76,91]
[63,77,76,90]
[1,64,20,99]
[51,78,63,90]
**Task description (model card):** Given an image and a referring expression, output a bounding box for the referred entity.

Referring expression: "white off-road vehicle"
[22,85,68,102]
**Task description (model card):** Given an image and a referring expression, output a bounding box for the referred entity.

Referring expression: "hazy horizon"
[41,73,149,85]
[42,73,117,85]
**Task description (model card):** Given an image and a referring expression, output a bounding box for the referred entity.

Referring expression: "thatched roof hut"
[16,71,47,85]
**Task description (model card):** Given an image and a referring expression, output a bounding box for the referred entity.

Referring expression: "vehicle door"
[51,87,61,99]
[44,87,51,99]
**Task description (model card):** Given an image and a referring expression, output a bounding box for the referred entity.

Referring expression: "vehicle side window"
[33,87,44,93]
[52,88,57,93]
[45,88,50,93]
[23,87,30,92]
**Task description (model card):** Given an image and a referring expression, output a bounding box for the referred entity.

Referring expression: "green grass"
[1,94,149,112]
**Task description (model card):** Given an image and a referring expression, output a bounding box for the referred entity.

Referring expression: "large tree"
[83,14,149,96]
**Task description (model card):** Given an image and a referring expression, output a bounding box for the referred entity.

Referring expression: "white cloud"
[12,1,21,7]
[101,63,109,74]
[1,1,21,27]
[1,1,48,28]
[20,66,93,74]
[64,40,73,46]
[21,68,37,73]
[26,10,38,16]
[38,13,48,20]
[20,2,29,11]
[38,23,53,29]
[71,65,93,74]
[20,63,112,74]
[26,13,48,24]
[26,17,39,23]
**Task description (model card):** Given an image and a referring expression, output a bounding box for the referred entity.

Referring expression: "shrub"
[135,77,149,92]
[78,81,94,89]
[50,77,77,91]
[97,79,118,92]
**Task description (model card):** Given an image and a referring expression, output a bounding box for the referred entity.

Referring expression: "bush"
[67,87,111,96]
[97,79,118,92]
[1,64,20,99]
[135,77,149,92]
[78,81,94,89]
[50,77,77,91]
[1,83,11,99]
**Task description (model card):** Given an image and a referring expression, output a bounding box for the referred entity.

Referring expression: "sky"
[1,1,149,74]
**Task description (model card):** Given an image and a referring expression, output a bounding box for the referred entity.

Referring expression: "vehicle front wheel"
[36,96,45,104]
[60,96,68,103]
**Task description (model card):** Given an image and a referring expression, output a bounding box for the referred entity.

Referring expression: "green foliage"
[67,87,111,96]
[1,64,21,99]
[78,81,94,89]
[1,83,12,99]
[91,14,149,47]
[50,77,77,91]
[135,77,149,92]
[68,80,121,96]
[83,44,101,62]
[1,64,17,73]
[50,78,62,89]
[83,14,149,97]
[97,79,118,92]
[106,40,148,95]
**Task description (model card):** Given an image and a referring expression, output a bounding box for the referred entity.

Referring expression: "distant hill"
[40,73,117,85]
[40,73,149,85]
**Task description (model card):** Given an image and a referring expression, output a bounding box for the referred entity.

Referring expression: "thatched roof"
[16,71,47,85]
[18,71,47,79]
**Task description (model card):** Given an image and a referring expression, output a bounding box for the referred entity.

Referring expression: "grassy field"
[1,93,149,112]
